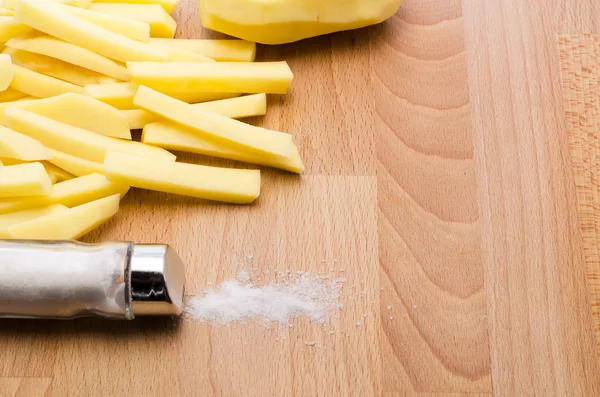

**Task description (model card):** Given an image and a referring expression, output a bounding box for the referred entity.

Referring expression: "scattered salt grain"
[389,316,394,320]
[387,305,392,310]
[355,321,361,326]
[185,274,345,327]
[237,271,251,283]
[363,313,368,317]
[305,341,316,346]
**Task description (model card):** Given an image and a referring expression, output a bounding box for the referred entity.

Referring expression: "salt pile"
[185,273,345,326]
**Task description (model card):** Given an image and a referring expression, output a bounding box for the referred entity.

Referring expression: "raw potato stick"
[0,203,67,237]
[0,16,31,41]
[123,93,267,129]
[0,87,26,102]
[89,3,176,37]
[14,0,168,62]
[43,161,73,182]
[10,64,83,97]
[133,86,293,158]
[6,35,130,81]
[104,151,261,204]
[0,124,50,160]
[5,93,132,139]
[142,122,304,174]
[4,107,176,163]
[92,0,178,14]
[53,2,150,42]
[148,38,256,62]
[47,148,104,176]
[0,162,52,197]
[0,172,128,213]
[0,53,13,90]
[7,48,116,87]
[127,61,293,94]
[8,193,120,239]
[84,81,238,109]
[82,81,135,109]
[156,46,215,62]
[3,0,91,10]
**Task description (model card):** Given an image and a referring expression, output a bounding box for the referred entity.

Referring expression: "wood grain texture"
[374,0,491,395]
[558,33,600,357]
[2,0,600,396]
[462,0,600,396]
[0,378,52,397]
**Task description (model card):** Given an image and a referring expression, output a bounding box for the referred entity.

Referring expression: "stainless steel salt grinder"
[0,240,185,320]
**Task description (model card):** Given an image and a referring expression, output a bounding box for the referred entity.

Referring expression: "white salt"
[186,274,345,326]
[236,271,251,283]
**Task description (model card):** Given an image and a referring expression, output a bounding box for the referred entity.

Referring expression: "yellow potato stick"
[14,0,168,62]
[0,16,32,42]
[134,85,293,157]
[142,122,304,174]
[163,91,239,103]
[10,64,83,97]
[0,161,52,197]
[45,173,127,207]
[127,61,293,94]
[8,93,131,139]
[54,3,150,42]
[82,81,135,109]
[153,45,215,62]
[89,3,176,39]
[4,107,176,162]
[0,8,14,16]
[0,203,67,237]
[121,109,156,130]
[122,93,267,129]
[0,96,35,124]
[0,124,50,160]
[6,35,130,80]
[0,87,26,101]
[7,48,114,87]
[84,81,239,109]
[148,39,256,62]
[0,52,13,90]
[8,193,120,239]
[0,172,128,213]
[3,0,91,10]
[47,148,104,176]
[104,151,261,204]
[42,161,73,182]
[91,0,177,13]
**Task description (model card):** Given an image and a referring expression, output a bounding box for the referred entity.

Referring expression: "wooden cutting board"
[2,0,600,396]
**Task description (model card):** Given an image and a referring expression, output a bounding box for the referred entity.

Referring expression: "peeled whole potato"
[198,0,403,44]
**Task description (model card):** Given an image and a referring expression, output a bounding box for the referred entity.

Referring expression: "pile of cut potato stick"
[0,0,303,240]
